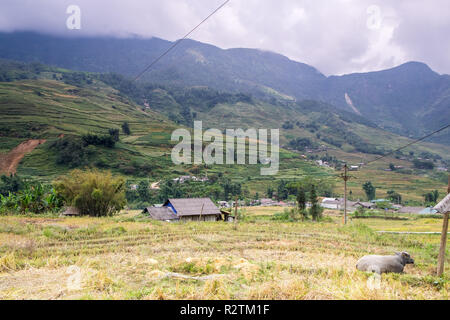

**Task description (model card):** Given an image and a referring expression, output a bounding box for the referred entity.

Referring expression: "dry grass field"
[0,208,448,300]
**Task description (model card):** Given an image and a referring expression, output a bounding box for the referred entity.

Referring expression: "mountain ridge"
[0,31,448,143]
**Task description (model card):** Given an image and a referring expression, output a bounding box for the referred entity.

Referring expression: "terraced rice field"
[0,210,448,300]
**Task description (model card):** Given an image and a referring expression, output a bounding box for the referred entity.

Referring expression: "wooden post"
[343,164,348,225]
[436,175,450,276]
[234,195,238,225]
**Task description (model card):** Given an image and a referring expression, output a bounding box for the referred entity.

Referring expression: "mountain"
[0,32,326,99]
[0,59,448,203]
[0,31,449,144]
[326,62,450,139]
[0,61,338,184]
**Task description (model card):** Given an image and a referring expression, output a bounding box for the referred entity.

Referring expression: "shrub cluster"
[54,169,126,217]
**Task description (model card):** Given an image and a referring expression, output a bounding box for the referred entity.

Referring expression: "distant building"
[398,206,426,214]
[172,175,209,183]
[419,207,439,215]
[260,198,277,206]
[354,201,376,209]
[321,198,340,209]
[370,199,388,203]
[218,201,231,208]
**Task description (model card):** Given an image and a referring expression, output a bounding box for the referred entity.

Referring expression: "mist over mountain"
[0,32,448,143]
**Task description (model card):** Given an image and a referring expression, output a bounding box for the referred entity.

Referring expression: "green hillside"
[0,64,335,194]
[0,61,448,203]
[1,32,448,143]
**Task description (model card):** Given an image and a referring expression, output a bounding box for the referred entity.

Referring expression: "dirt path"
[0,139,46,175]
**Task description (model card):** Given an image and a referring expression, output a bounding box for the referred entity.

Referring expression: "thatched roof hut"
[143,207,179,221]
[163,198,221,221]
[61,206,80,216]
[434,193,450,213]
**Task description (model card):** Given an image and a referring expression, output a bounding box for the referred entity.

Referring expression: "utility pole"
[341,164,349,224]
[436,174,450,276]
[234,195,238,225]
[234,196,238,223]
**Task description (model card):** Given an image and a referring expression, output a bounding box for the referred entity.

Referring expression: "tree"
[309,185,322,221]
[267,186,274,198]
[138,180,150,201]
[413,159,434,170]
[387,190,402,204]
[424,190,439,205]
[108,128,120,142]
[50,136,92,167]
[221,179,242,201]
[0,174,24,196]
[277,180,289,200]
[296,187,308,220]
[362,181,376,201]
[54,169,126,217]
[121,122,131,135]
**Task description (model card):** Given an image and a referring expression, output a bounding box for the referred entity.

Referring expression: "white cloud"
[0,0,448,75]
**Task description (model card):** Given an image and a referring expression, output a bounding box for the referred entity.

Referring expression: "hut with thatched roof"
[61,206,80,216]
[161,198,221,222]
[143,206,179,222]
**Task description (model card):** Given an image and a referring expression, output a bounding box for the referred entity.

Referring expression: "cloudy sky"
[0,0,448,75]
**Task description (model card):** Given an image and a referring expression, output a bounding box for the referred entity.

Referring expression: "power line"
[133,0,231,81]
[363,123,450,165]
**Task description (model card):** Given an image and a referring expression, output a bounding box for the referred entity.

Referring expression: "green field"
[0,70,448,203]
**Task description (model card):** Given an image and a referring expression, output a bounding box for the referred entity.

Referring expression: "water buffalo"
[356,252,414,274]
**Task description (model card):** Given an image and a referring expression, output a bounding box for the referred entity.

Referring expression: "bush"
[375,201,391,210]
[0,174,24,196]
[54,169,126,217]
[50,136,93,167]
[108,128,120,142]
[413,159,434,170]
[82,133,116,148]
[0,183,63,215]
[122,122,131,135]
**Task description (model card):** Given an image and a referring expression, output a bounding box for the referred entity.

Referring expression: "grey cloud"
[0,0,448,75]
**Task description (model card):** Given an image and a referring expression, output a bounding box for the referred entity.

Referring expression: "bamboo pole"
[436,175,450,276]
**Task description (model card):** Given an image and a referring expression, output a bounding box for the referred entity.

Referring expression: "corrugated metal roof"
[419,207,439,214]
[166,198,220,216]
[434,193,450,214]
[398,206,425,214]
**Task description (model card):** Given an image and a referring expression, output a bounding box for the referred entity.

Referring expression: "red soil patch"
[0,139,46,175]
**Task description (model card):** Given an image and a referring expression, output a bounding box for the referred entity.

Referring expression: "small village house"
[260,198,277,206]
[145,198,221,222]
[321,197,340,209]
[354,201,376,209]
[143,206,178,222]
